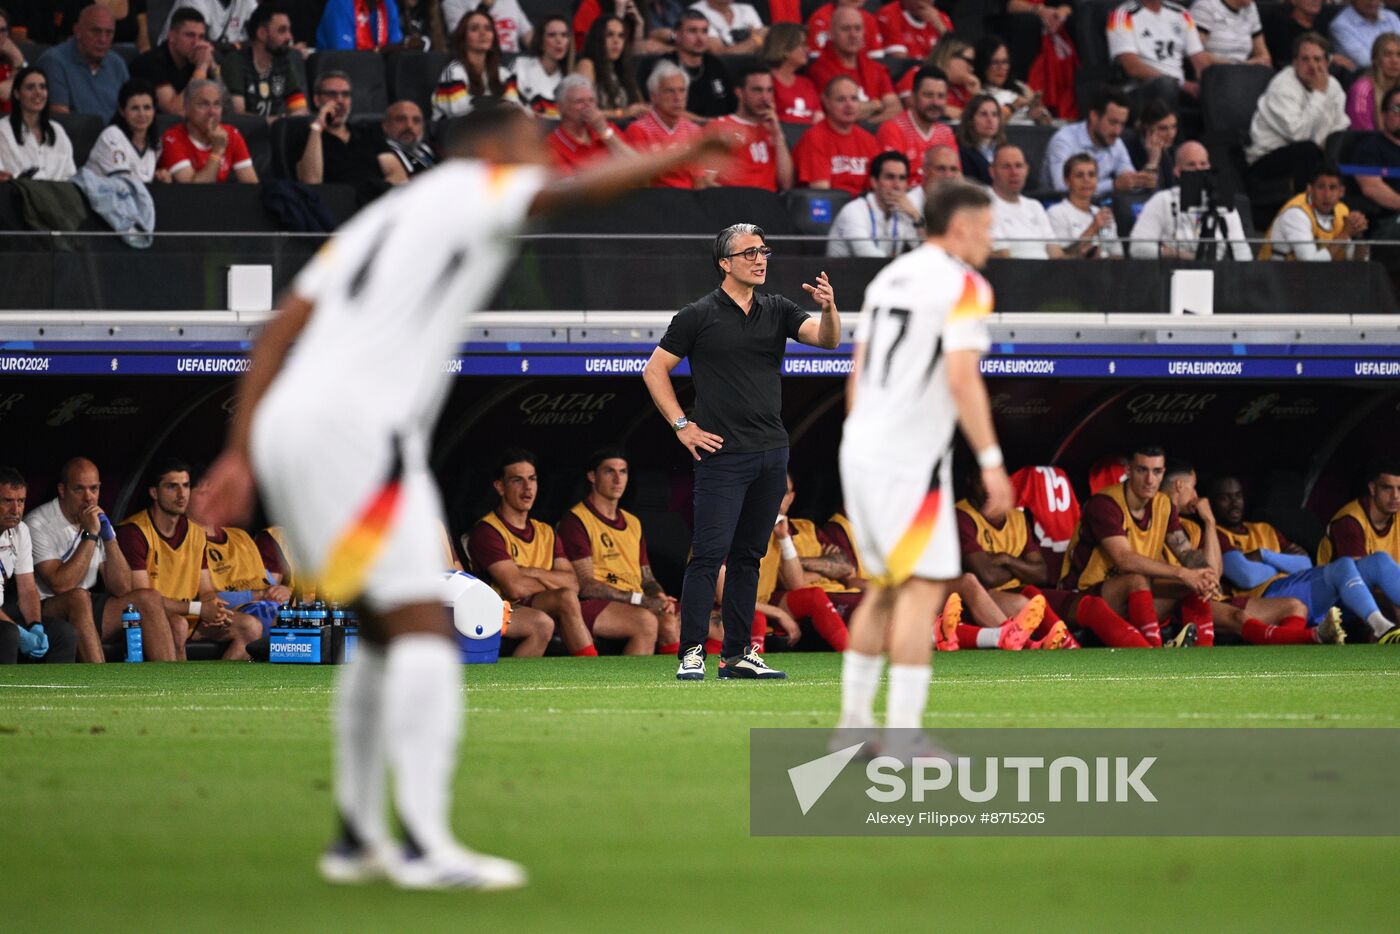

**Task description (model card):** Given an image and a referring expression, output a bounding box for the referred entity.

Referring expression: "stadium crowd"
[2,1,1400,252]
[3,444,1399,663]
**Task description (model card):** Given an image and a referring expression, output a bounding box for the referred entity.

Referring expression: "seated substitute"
[1315,462,1400,643]
[826,151,924,257]
[556,449,680,655]
[1060,443,1220,647]
[1209,475,1393,642]
[465,448,589,657]
[1162,460,1333,646]
[297,70,408,201]
[0,468,76,664]
[158,80,259,184]
[188,477,293,628]
[25,457,173,662]
[116,459,261,660]
[771,472,854,650]
[1259,163,1367,260]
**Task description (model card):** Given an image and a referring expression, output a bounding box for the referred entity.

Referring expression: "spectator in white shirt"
[989,143,1064,258]
[828,151,925,256]
[691,0,767,54]
[1107,0,1213,100]
[1246,32,1349,192]
[1048,154,1124,258]
[1191,0,1271,65]
[1129,140,1253,259]
[0,67,75,181]
[1041,86,1156,194]
[85,79,170,183]
[1260,163,1368,260]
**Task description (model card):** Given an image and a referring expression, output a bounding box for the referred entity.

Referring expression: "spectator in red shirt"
[624,61,710,188]
[0,9,22,115]
[764,22,821,123]
[806,6,901,122]
[876,65,956,185]
[793,75,882,193]
[711,64,795,190]
[546,73,635,173]
[806,0,882,56]
[876,0,953,59]
[159,79,258,183]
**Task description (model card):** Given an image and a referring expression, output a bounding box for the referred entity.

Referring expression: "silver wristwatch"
[671,416,689,431]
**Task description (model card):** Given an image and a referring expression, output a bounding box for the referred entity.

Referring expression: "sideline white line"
[0,684,90,689]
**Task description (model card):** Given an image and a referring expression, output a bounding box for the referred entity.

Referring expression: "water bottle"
[277,603,294,630]
[330,603,346,630]
[307,601,328,629]
[123,603,143,663]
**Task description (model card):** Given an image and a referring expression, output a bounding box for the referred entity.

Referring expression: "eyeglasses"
[319,90,353,99]
[958,54,976,65]
[725,246,774,261]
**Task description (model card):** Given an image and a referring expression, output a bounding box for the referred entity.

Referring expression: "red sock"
[1180,595,1215,647]
[658,641,680,655]
[751,611,767,652]
[1282,615,1308,629]
[704,638,723,655]
[1077,596,1150,648]
[571,644,599,657]
[1126,590,1162,647]
[784,587,850,651]
[1241,618,1316,645]
[1020,585,1063,640]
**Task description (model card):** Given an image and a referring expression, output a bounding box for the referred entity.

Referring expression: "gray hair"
[557,73,594,107]
[183,78,222,107]
[713,223,766,274]
[315,69,353,94]
[647,60,690,97]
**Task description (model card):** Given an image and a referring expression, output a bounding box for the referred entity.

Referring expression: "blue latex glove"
[16,623,48,659]
[98,513,116,542]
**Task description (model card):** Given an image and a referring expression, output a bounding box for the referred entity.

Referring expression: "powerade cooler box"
[269,605,330,663]
[443,571,507,664]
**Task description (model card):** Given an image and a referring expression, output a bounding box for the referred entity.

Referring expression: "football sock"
[975,626,1001,649]
[1180,595,1215,647]
[1241,617,1316,645]
[384,634,462,856]
[839,650,884,727]
[1324,558,1386,626]
[951,623,992,648]
[785,587,850,651]
[704,637,723,655]
[658,641,680,655]
[571,644,599,657]
[885,663,932,730]
[1077,596,1150,648]
[750,611,767,652]
[333,641,389,848]
[1127,590,1162,646]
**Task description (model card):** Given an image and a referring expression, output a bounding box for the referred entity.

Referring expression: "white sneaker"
[318,840,398,885]
[718,649,786,679]
[676,645,705,681]
[389,843,528,891]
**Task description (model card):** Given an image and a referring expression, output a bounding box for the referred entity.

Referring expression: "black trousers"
[679,447,789,659]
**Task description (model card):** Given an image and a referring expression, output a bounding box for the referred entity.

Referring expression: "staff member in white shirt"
[988,143,1064,259]
[1129,140,1252,259]
[828,150,924,256]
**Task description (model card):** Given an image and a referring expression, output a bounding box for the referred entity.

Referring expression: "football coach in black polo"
[643,223,840,682]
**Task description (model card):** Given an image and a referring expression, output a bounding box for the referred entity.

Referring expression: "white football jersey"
[275,160,545,433]
[841,244,993,472]
[1106,2,1204,83]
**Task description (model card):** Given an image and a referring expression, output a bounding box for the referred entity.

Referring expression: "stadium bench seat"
[111,43,138,64]
[102,638,227,662]
[1201,64,1273,148]
[53,112,106,169]
[780,121,807,152]
[1006,123,1057,195]
[307,50,389,115]
[387,49,451,115]
[225,112,274,179]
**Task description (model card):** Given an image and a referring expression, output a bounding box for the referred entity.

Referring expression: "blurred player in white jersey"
[837,181,1013,744]
[201,106,727,890]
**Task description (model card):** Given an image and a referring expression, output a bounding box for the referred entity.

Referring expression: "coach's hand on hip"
[677,421,724,460]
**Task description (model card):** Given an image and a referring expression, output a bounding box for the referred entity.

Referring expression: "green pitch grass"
[2,647,1397,933]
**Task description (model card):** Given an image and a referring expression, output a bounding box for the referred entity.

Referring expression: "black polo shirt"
[659,288,810,454]
[640,53,735,118]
